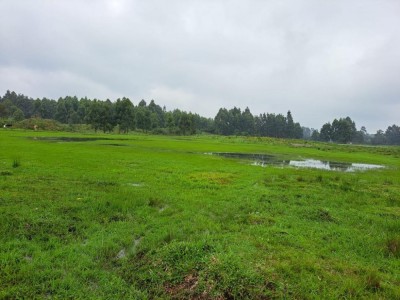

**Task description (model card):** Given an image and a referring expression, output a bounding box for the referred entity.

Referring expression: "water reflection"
[209,153,384,172]
[289,159,384,172]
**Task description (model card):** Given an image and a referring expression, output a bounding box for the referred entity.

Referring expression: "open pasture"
[1,131,399,299]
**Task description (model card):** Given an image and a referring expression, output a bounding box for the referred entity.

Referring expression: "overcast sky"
[1,0,399,132]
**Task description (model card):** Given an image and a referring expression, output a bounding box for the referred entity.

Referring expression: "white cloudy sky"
[1,0,399,132]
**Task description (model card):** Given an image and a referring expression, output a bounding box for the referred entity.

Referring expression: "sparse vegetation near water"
[0,130,399,299]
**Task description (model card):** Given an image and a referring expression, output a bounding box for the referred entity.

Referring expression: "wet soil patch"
[103,143,128,147]
[208,152,289,167]
[210,152,276,161]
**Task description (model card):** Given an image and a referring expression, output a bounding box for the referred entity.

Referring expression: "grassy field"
[1,130,399,299]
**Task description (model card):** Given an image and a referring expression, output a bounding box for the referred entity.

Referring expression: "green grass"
[1,130,399,299]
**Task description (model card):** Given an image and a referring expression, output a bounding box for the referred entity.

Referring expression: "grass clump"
[315,174,323,182]
[316,208,336,222]
[12,158,20,168]
[385,236,400,258]
[0,171,12,176]
[365,271,382,292]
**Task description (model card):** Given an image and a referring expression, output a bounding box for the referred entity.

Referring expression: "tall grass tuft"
[12,158,20,168]
[365,271,381,291]
[315,175,323,182]
[386,236,400,258]
[315,208,336,222]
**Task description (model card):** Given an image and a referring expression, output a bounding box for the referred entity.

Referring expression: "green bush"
[14,118,66,131]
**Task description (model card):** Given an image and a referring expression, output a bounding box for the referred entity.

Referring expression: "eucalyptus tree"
[385,124,400,145]
[135,105,151,132]
[320,123,332,142]
[214,108,232,135]
[115,97,135,133]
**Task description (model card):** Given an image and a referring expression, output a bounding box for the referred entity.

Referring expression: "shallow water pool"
[209,152,384,172]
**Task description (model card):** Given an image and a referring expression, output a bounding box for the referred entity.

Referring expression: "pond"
[208,152,384,172]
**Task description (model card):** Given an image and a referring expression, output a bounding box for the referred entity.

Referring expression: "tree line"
[1,90,399,145]
[310,117,400,145]
[214,107,303,138]
[0,90,213,135]
[0,90,301,138]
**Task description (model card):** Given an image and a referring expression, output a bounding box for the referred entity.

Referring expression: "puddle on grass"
[208,152,384,172]
[287,160,384,172]
[127,183,144,187]
[116,249,126,260]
